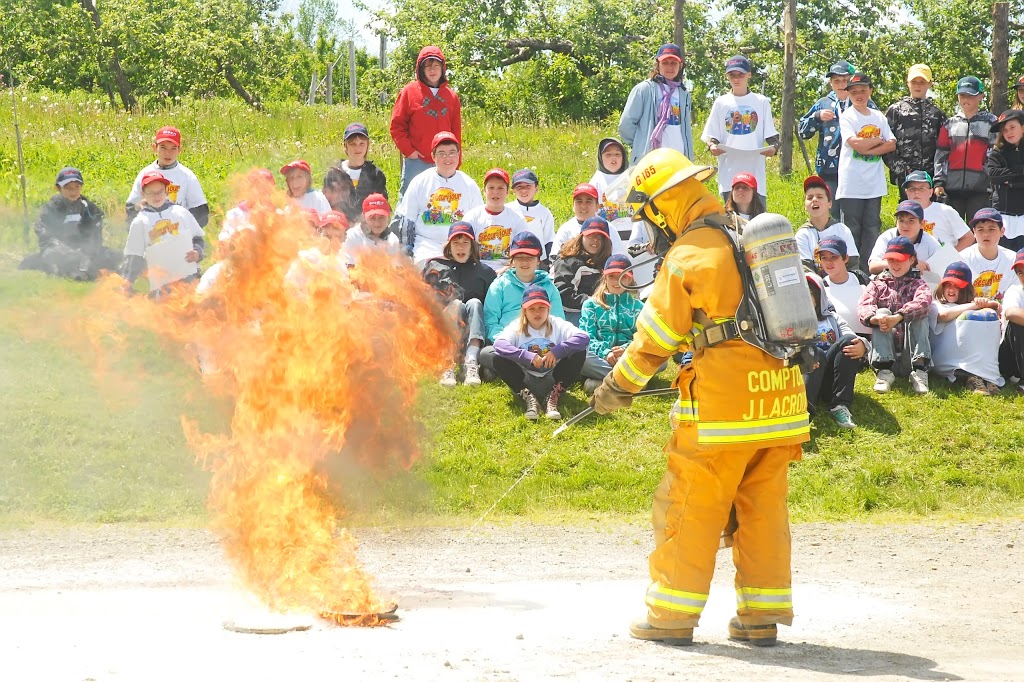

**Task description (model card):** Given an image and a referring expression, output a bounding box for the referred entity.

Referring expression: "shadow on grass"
[658,641,961,680]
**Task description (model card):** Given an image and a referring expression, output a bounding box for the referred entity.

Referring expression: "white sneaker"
[873,369,895,393]
[910,368,929,394]
[440,368,457,387]
[463,359,481,386]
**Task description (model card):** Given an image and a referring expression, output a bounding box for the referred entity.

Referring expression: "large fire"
[80,174,456,624]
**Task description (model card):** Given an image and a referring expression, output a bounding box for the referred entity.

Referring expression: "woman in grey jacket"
[618,44,694,165]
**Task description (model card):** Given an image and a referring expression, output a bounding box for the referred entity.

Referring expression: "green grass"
[0,93,1018,527]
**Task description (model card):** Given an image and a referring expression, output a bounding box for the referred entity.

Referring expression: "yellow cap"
[907,64,932,83]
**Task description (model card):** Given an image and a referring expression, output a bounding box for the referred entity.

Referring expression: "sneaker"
[873,369,895,393]
[583,378,601,396]
[966,375,988,395]
[629,619,693,646]
[463,359,481,386]
[545,382,566,419]
[439,368,457,388]
[829,404,856,429]
[910,368,929,394]
[728,617,778,647]
[519,388,540,421]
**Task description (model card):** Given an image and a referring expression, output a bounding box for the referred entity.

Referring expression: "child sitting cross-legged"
[929,261,1004,395]
[857,235,932,394]
[493,285,589,421]
[579,254,644,394]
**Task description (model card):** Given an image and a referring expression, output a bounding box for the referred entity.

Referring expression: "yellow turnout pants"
[646,426,800,629]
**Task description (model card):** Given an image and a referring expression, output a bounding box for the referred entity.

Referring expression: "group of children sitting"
[19,112,1024,426]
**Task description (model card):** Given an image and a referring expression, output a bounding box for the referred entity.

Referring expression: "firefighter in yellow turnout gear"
[592,149,810,647]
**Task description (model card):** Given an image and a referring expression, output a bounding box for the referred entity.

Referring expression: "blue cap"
[970,207,1003,228]
[603,254,632,273]
[509,232,543,257]
[885,235,916,261]
[521,284,551,308]
[511,168,539,187]
[828,60,855,77]
[446,220,475,243]
[343,122,369,141]
[895,200,925,221]
[940,262,973,289]
[56,167,84,187]
[902,170,933,188]
[656,44,683,62]
[956,76,984,96]
[817,238,848,258]
[581,216,611,238]
[725,55,751,74]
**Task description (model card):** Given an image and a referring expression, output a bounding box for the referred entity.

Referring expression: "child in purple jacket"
[493,285,589,421]
[857,235,933,394]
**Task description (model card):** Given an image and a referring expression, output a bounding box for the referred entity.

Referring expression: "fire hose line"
[439,386,679,564]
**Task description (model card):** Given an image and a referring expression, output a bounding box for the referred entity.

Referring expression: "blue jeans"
[446,299,486,351]
[563,310,581,326]
[581,352,613,380]
[398,156,434,203]
[869,308,930,368]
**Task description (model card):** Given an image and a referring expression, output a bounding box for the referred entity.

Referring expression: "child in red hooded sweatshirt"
[390,46,463,200]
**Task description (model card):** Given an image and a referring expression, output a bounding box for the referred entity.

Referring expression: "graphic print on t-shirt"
[852,125,882,162]
[148,219,180,241]
[521,337,555,373]
[422,187,465,227]
[668,91,682,126]
[598,192,634,223]
[167,183,181,204]
[922,220,935,235]
[725,107,759,135]
[478,224,513,262]
[974,271,1005,300]
[813,320,838,351]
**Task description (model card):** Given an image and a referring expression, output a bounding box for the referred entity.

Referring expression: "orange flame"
[80,174,457,624]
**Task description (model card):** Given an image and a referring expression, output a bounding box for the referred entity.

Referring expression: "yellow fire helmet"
[606,148,717,254]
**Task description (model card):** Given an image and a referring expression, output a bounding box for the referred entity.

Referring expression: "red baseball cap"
[431,131,460,152]
[1013,248,1024,271]
[732,172,758,190]
[319,210,349,230]
[280,160,311,175]
[249,168,275,185]
[803,175,832,200]
[483,168,510,186]
[572,183,599,200]
[140,171,171,188]
[362,193,391,218]
[154,126,182,146]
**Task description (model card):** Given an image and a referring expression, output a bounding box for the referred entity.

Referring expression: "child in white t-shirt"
[345,193,400,251]
[125,126,209,228]
[506,168,556,267]
[492,284,589,421]
[700,55,779,204]
[553,183,627,255]
[796,175,860,274]
[463,168,528,270]
[960,209,1017,302]
[836,72,897,258]
[929,261,1003,394]
[281,160,331,217]
[867,200,942,274]
[901,170,973,250]
[817,238,871,337]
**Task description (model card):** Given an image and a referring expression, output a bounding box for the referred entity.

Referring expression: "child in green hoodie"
[579,254,644,393]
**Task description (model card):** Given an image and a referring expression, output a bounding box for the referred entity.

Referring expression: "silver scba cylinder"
[739,213,818,344]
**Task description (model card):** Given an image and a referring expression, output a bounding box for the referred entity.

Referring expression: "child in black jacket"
[986,110,1024,252]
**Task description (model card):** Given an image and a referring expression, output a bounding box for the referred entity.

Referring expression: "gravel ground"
[1,521,1021,681]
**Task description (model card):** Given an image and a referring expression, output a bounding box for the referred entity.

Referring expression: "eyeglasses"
[142,189,166,198]
[434,150,459,159]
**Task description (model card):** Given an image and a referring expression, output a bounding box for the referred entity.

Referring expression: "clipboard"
[145,231,198,291]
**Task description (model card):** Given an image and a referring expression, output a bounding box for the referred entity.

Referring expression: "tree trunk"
[991,2,1010,114]
[219,60,263,110]
[673,0,685,61]
[79,0,136,110]
[779,0,797,175]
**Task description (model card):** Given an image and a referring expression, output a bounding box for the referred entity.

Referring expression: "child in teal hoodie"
[479,233,564,373]
[579,254,644,393]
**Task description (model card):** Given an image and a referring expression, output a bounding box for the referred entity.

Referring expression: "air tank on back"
[739,213,818,344]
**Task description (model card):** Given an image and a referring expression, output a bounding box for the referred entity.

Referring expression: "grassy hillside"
[0,93,1021,527]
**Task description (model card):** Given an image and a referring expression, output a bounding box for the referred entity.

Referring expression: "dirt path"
[1,521,1021,681]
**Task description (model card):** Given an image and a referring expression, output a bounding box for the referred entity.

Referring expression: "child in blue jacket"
[579,254,644,393]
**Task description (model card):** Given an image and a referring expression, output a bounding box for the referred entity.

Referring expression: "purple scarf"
[650,76,682,150]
